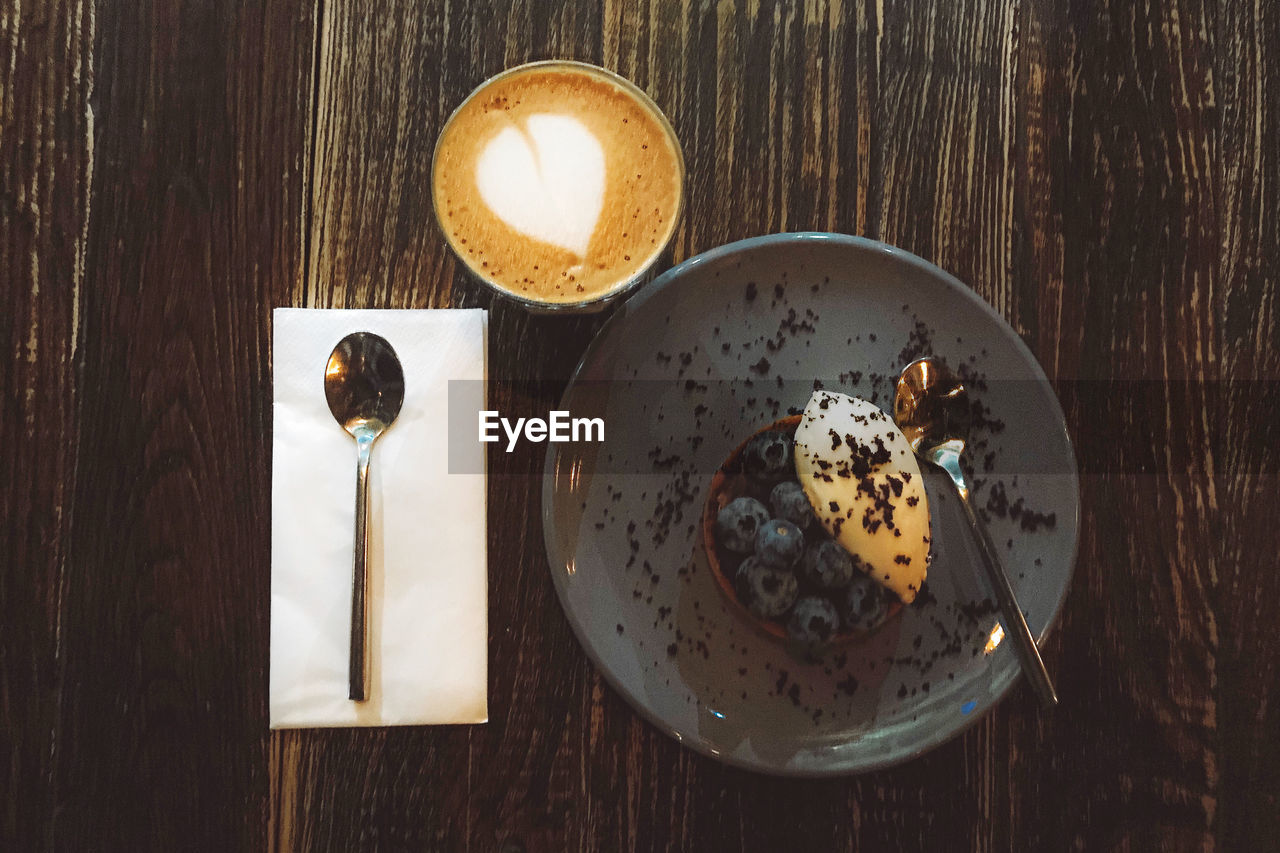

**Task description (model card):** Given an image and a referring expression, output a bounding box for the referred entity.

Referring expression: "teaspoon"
[894,357,1058,708]
[325,332,405,702]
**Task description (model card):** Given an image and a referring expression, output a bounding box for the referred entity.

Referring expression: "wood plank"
[0,0,92,847]
[1002,0,1222,848]
[1216,0,1280,847]
[45,0,316,847]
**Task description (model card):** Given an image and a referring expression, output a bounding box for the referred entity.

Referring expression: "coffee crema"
[432,63,683,306]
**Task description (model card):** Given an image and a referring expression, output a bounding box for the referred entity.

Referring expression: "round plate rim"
[542,231,1081,776]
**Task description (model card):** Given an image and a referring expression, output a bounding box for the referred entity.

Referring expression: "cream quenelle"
[793,390,931,603]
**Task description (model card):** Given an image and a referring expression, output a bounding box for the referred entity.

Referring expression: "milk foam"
[474,114,606,257]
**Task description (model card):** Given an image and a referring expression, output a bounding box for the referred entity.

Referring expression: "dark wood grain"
[5,0,316,848]
[1019,2,1221,849]
[1,1,91,849]
[1217,0,1280,847]
[3,0,1278,849]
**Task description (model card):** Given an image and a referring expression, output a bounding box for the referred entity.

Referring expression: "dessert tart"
[702,391,932,650]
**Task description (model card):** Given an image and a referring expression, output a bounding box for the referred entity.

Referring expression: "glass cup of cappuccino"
[431,61,685,311]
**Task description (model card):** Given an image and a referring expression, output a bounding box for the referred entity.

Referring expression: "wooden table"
[4,0,1277,849]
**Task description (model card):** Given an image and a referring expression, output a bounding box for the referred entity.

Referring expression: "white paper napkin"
[270,308,488,728]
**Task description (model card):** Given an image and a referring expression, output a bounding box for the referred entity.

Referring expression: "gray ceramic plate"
[543,233,1079,776]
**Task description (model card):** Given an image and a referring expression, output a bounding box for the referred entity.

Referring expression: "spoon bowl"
[894,356,1058,708]
[325,333,406,438]
[326,332,405,701]
[893,356,971,459]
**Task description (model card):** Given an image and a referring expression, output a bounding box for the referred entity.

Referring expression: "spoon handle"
[955,488,1058,708]
[349,436,373,702]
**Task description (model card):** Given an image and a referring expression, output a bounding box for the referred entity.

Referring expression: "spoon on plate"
[325,332,405,701]
[894,357,1058,708]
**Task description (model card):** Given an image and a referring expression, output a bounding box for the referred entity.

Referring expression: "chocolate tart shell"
[702,415,903,647]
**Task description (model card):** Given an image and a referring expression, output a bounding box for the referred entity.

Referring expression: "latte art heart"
[433,63,683,304]
[474,114,606,257]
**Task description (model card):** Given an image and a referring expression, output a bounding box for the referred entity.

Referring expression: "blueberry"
[735,557,799,619]
[787,596,841,644]
[742,430,793,483]
[715,496,770,554]
[769,480,814,529]
[799,539,856,589]
[754,518,804,568]
[842,575,888,631]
